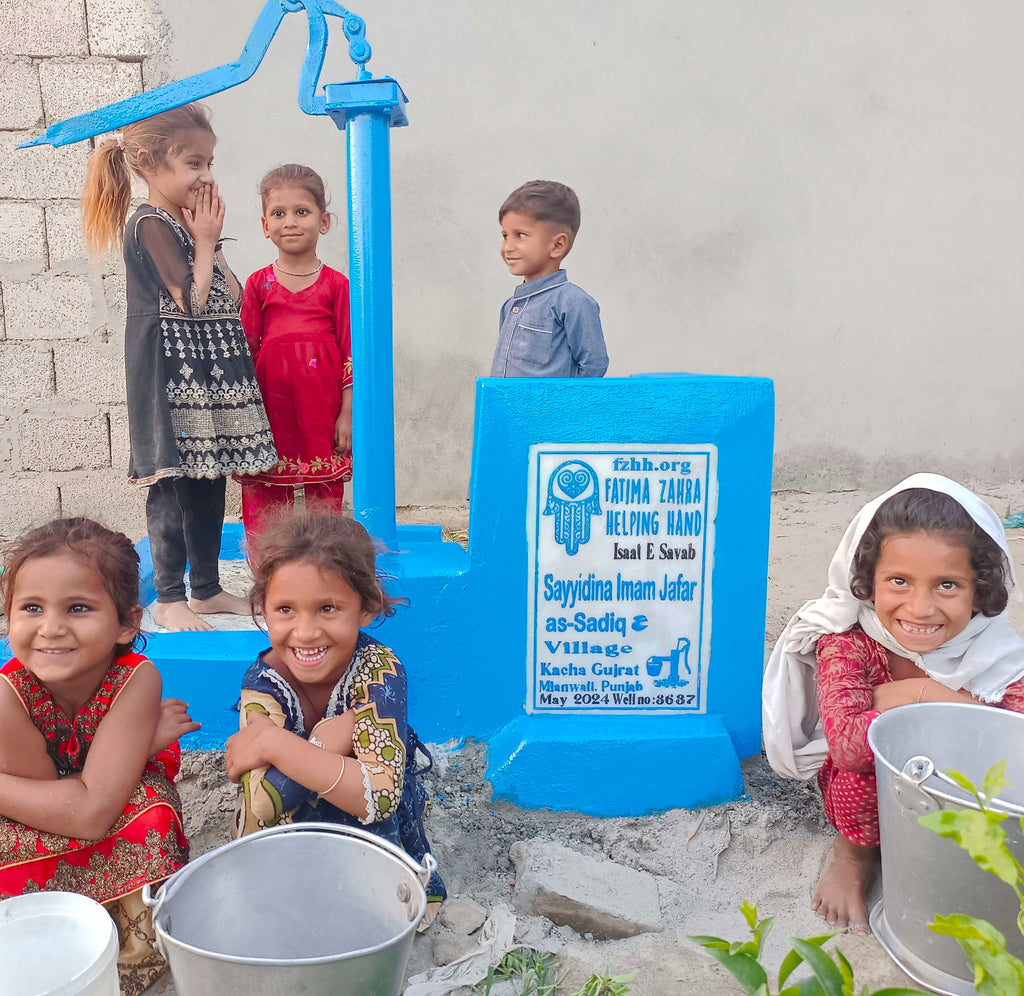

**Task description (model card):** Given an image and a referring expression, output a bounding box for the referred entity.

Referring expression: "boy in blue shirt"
[490,180,609,377]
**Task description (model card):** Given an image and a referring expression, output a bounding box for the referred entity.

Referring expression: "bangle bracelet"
[917,681,928,703]
[319,755,346,796]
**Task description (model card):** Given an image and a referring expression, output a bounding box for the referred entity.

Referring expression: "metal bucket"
[867,702,1024,996]
[143,822,436,996]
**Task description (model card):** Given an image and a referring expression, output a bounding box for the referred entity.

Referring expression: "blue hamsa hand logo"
[544,460,601,555]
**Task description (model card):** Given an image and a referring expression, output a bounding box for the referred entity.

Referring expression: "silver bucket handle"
[899,755,1024,817]
[417,851,438,891]
[140,882,167,958]
[149,822,437,910]
[248,822,438,887]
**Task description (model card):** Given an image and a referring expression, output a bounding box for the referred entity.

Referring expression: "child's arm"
[998,677,1024,713]
[332,274,353,455]
[309,711,356,754]
[216,246,243,307]
[563,295,608,377]
[0,678,60,780]
[180,181,225,314]
[226,709,370,820]
[228,690,309,835]
[227,646,409,826]
[136,183,224,316]
[239,271,265,361]
[816,632,882,773]
[871,677,978,712]
[334,389,352,455]
[0,664,161,840]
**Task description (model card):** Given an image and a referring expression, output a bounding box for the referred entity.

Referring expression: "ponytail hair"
[81,102,215,256]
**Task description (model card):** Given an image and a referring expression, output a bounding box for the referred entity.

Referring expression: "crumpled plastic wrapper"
[403,905,517,996]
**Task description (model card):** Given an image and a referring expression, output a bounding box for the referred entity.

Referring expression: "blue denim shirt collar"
[511,268,567,301]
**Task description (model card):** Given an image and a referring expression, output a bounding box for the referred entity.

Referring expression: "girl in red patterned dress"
[0,518,196,995]
[239,165,353,539]
[763,475,1024,935]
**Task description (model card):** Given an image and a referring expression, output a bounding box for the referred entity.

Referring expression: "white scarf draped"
[762,473,1024,780]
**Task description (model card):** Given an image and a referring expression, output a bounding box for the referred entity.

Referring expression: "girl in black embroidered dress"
[82,103,277,632]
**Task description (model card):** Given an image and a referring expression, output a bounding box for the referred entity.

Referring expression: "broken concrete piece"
[557,933,723,995]
[431,926,483,967]
[509,839,662,940]
[439,895,487,935]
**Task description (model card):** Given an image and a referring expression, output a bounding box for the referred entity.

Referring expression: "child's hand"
[182,181,225,247]
[150,698,201,756]
[225,711,282,782]
[333,411,352,455]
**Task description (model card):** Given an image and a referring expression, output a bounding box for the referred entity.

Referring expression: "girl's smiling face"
[145,129,215,218]
[872,531,976,653]
[262,560,374,689]
[7,551,140,700]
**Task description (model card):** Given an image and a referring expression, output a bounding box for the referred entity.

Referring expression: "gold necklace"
[274,259,323,277]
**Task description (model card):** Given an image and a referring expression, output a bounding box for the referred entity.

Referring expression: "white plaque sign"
[526,444,717,715]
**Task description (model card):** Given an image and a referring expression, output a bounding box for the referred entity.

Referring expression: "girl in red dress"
[240,165,353,538]
[763,475,1024,934]
[0,518,197,995]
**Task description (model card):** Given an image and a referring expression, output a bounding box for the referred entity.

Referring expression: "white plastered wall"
[2,1,1024,538]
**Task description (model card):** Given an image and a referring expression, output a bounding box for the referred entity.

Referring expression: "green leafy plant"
[918,761,1024,995]
[687,900,928,995]
[473,948,558,996]
[569,970,634,996]
[471,948,634,996]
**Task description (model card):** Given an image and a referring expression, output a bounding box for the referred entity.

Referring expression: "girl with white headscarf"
[762,474,1024,933]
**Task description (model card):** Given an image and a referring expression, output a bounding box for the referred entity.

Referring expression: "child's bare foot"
[190,590,251,616]
[153,601,213,632]
[811,835,877,934]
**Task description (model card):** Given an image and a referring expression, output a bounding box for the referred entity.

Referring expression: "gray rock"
[439,895,488,935]
[509,839,662,940]
[556,934,724,995]
[430,924,483,967]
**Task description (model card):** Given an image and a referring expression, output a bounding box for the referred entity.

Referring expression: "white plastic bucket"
[0,891,119,996]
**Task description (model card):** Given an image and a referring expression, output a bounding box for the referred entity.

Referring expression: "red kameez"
[816,628,1024,846]
[240,264,353,487]
[0,652,188,900]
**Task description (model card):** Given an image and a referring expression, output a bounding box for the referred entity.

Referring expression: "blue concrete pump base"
[486,714,744,816]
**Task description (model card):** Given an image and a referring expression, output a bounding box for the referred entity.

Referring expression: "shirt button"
[512,306,520,313]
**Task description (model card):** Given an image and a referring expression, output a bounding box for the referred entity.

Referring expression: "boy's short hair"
[499,180,581,242]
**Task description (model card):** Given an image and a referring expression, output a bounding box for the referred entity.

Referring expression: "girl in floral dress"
[225,512,446,921]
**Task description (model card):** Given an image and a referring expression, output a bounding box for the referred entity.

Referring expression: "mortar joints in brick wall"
[27,59,44,132]
[83,1,92,58]
[43,218,51,273]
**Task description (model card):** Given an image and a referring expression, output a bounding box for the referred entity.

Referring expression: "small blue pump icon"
[646,637,691,688]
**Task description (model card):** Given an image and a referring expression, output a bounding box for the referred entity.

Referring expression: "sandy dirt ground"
[146,491,1024,995]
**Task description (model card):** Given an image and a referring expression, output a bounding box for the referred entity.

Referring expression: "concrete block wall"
[0,0,165,539]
